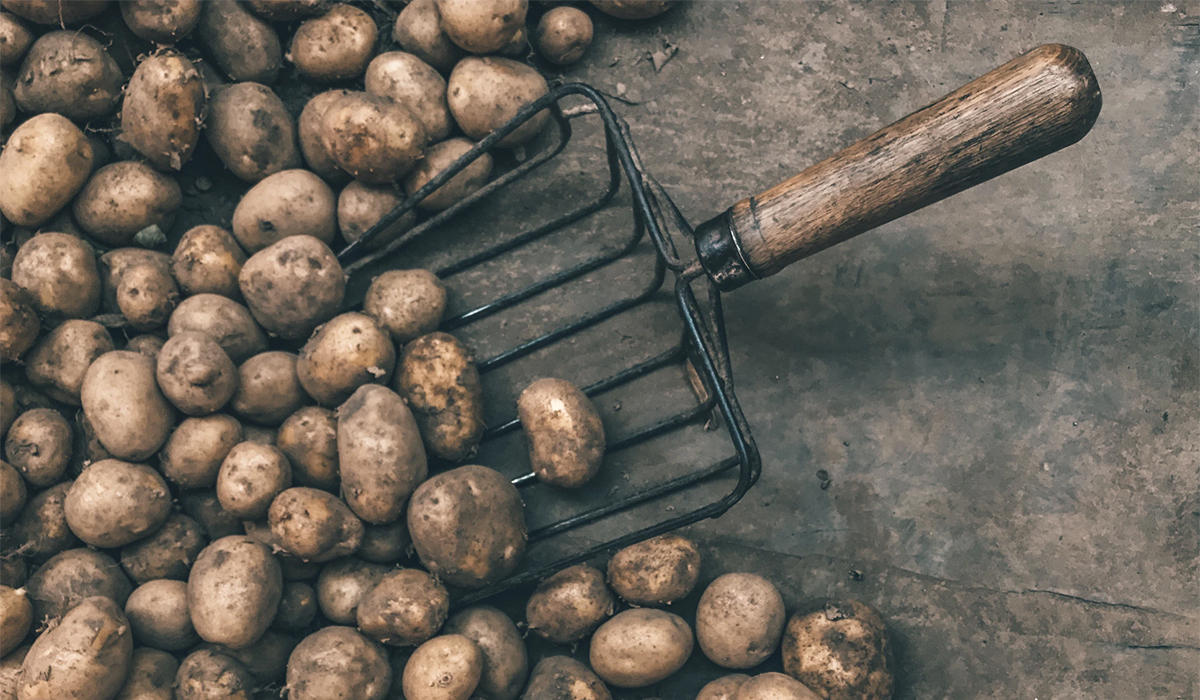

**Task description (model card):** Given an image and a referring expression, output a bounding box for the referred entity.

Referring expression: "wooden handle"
[697,44,1101,288]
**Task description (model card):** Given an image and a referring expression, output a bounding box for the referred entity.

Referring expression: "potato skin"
[526,564,614,644]
[156,332,239,416]
[120,0,202,43]
[246,0,325,21]
[175,648,255,700]
[395,332,484,462]
[14,31,123,120]
[11,233,100,319]
[403,634,483,700]
[114,647,179,700]
[780,600,894,700]
[356,568,448,647]
[444,606,528,700]
[187,535,283,649]
[0,461,25,524]
[391,0,460,73]
[206,82,300,182]
[269,487,363,562]
[276,406,338,491]
[239,235,345,340]
[117,263,180,332]
[0,280,38,362]
[82,350,175,461]
[288,4,377,82]
[590,0,672,19]
[521,656,611,700]
[735,673,822,700]
[298,89,353,183]
[73,162,182,247]
[171,226,246,299]
[19,596,133,700]
[231,169,337,252]
[336,181,416,250]
[0,586,31,657]
[606,533,701,606]
[286,626,392,700]
[535,7,593,65]
[298,312,395,406]
[336,384,426,524]
[216,441,292,520]
[403,137,493,211]
[1,1,109,25]
[197,0,281,83]
[119,52,206,171]
[160,414,242,488]
[314,557,388,625]
[365,51,451,141]
[230,351,307,426]
[98,249,171,313]
[25,548,132,625]
[696,573,786,669]
[180,490,242,540]
[446,57,548,148]
[407,465,526,589]
[23,320,115,405]
[518,378,605,488]
[435,0,526,54]
[697,674,751,700]
[0,12,33,66]
[168,294,267,363]
[320,91,428,184]
[7,481,79,562]
[363,269,446,345]
[272,581,317,632]
[4,408,71,487]
[589,608,693,688]
[119,513,207,584]
[65,459,172,548]
[124,579,198,651]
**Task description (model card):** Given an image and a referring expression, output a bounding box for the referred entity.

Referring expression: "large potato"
[435,0,526,54]
[187,535,282,649]
[81,350,175,460]
[23,320,114,405]
[1,1,109,25]
[590,0,672,19]
[120,0,202,43]
[407,465,525,588]
[298,312,395,406]
[4,407,71,487]
[0,281,39,362]
[319,91,427,184]
[119,52,205,171]
[239,235,345,340]
[403,137,492,211]
[18,596,133,700]
[363,269,446,345]
[11,232,99,319]
[391,0,460,73]
[336,384,426,523]
[230,351,307,426]
[160,414,242,488]
[735,673,822,700]
[589,608,693,688]
[395,332,484,461]
[444,606,527,700]
[231,169,336,252]
[0,11,33,65]
[168,294,267,363]
[0,586,31,657]
[0,461,25,524]
[781,600,894,700]
[365,51,451,141]
[286,626,392,700]
[276,406,338,490]
[526,564,614,644]
[197,0,281,83]
[25,548,132,623]
[174,648,255,699]
[314,558,388,625]
[288,3,377,82]
[125,579,198,651]
[73,162,182,246]
[298,89,352,183]
[206,82,300,182]
[518,377,605,488]
[535,7,593,65]
[114,648,179,700]
[119,513,207,584]
[269,487,363,562]
[696,573,786,669]
[156,332,239,416]
[336,181,416,250]
[65,459,172,548]
[356,568,448,647]
[606,533,701,606]
[402,634,483,700]
[697,674,751,700]
[522,656,611,700]
[216,441,292,520]
[446,57,548,148]
[171,226,246,299]
[14,31,122,120]
[7,481,78,562]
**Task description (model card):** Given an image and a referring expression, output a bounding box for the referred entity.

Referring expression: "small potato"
[175,648,255,699]
[171,226,247,299]
[4,407,71,487]
[403,137,492,211]
[268,487,363,562]
[606,533,701,606]
[65,459,172,548]
[126,334,166,358]
[239,235,345,340]
[117,263,180,332]
[0,586,31,657]
[363,269,446,345]
[320,91,428,184]
[365,51,451,141]
[358,519,410,564]
[1,0,109,25]
[125,579,198,651]
[14,31,123,121]
[435,0,526,54]
[26,548,132,624]
[0,12,33,66]
[526,564,614,644]
[403,634,483,700]
[11,232,100,318]
[187,535,283,649]
[696,573,785,669]
[114,648,179,700]
[336,384,426,524]
[298,89,353,183]
[73,162,182,247]
[536,7,593,65]
[168,294,268,363]
[407,465,525,589]
[0,281,38,363]
[98,249,171,313]
[395,332,484,461]
[119,513,207,584]
[697,674,751,700]
[120,0,202,43]
[518,378,605,488]
[589,608,693,688]
[82,350,175,460]
[522,656,611,700]
[202,629,295,686]
[206,82,300,182]
[590,0,672,19]
[243,425,277,445]
[288,4,377,82]
[444,606,527,700]
[119,52,206,171]
[246,0,325,21]
[298,312,395,406]
[231,169,336,252]
[314,557,388,624]
[446,57,549,148]
[160,414,242,488]
[392,0,460,73]
[23,320,115,405]
[276,406,338,491]
[336,181,416,250]
[231,351,307,426]
[18,596,133,700]
[7,481,79,562]
[180,490,242,540]
[197,0,281,83]
[0,461,25,524]
[216,442,292,519]
[735,673,822,700]
[156,332,239,416]
[286,626,392,700]
[781,600,895,700]
[272,581,317,632]
[356,568,448,646]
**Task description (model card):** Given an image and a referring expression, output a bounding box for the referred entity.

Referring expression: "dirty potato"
[522,656,611,700]
[336,181,416,250]
[246,0,325,21]
[268,487,363,562]
[272,581,317,632]
[298,312,395,406]
[363,269,447,345]
[589,608,693,688]
[518,377,605,488]
[356,568,449,647]
[395,332,484,462]
[11,233,100,319]
[444,606,528,700]
[276,406,338,491]
[117,263,180,331]
[174,648,256,699]
[231,169,337,252]
[206,81,300,182]
[435,0,526,54]
[365,51,451,141]
[23,320,114,405]
[535,7,593,65]
[187,535,283,649]
[391,0,460,73]
[171,225,246,299]
[590,0,672,19]
[120,0,202,43]
[446,57,548,148]
[64,459,172,548]
[4,407,71,487]
[319,91,427,184]
[403,137,492,211]
[197,0,282,83]
[286,626,392,700]
[606,534,701,606]
[526,564,614,644]
[18,596,133,700]
[357,520,409,565]
[314,557,389,625]
[0,280,38,362]
[73,162,182,246]
[696,573,786,669]
[0,12,33,66]
[180,490,242,540]
[403,634,483,700]
[0,461,25,524]
[97,249,170,312]
[336,384,427,524]
[735,673,822,700]
[14,31,123,120]
[125,334,166,358]
[298,89,353,183]
[288,3,377,82]
[119,513,207,584]
[781,599,894,700]
[156,332,239,416]
[0,586,31,657]
[81,350,175,460]
[230,351,307,426]
[239,235,345,340]
[168,294,268,363]
[125,579,199,651]
[160,414,242,488]
[114,647,179,700]
[24,548,133,623]
[216,441,292,519]
[2,0,109,25]
[119,51,206,171]
[7,481,79,562]
[697,674,751,700]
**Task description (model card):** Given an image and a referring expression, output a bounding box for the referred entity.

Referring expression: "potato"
[202,629,295,686]
[518,378,605,488]
[314,557,388,624]
[356,568,448,647]
[98,248,171,313]
[606,533,701,606]
[276,406,338,491]
[230,351,307,426]
[11,233,100,318]
[0,11,32,65]
[407,465,525,588]
[117,263,180,331]
[187,535,282,648]
[206,82,300,182]
[288,4,376,82]
[114,648,179,700]
[536,7,592,65]
[0,82,14,127]
[119,513,207,584]
[0,645,29,700]
[239,235,345,340]
[403,137,493,211]
[272,581,317,632]
[0,380,14,437]
[391,0,459,74]
[402,634,482,700]
[174,648,255,699]
[0,461,25,524]
[13,31,123,120]
[161,414,242,488]
[336,181,416,250]
[526,564,614,644]
[246,0,325,21]
[268,487,363,562]
[590,0,671,19]
[697,674,751,700]
[781,600,894,700]
[435,0,526,54]
[73,162,182,247]
[119,52,205,171]
[298,89,353,183]
[197,0,281,83]
[589,608,693,688]
[446,57,549,148]
[6,481,78,562]
[735,673,821,700]
[216,441,292,519]
[0,280,37,363]
[298,312,395,406]
[498,25,527,57]
[4,408,69,487]
[1,0,108,25]
[286,626,392,700]
[168,294,268,363]
[0,558,26,588]
[231,169,336,253]
[443,606,526,700]
[65,459,171,548]
[696,573,786,669]
[155,332,238,416]
[363,269,446,345]
[81,350,175,460]
[522,656,611,700]
[126,334,166,358]
[0,586,31,657]
[125,579,198,650]
[18,596,132,700]
[358,520,409,564]
[26,548,132,624]
[320,91,428,184]
[120,0,202,43]
[171,226,246,299]
[395,332,484,461]
[243,425,277,445]
[23,320,115,405]
[180,490,241,540]
[336,384,426,524]
[365,51,451,141]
